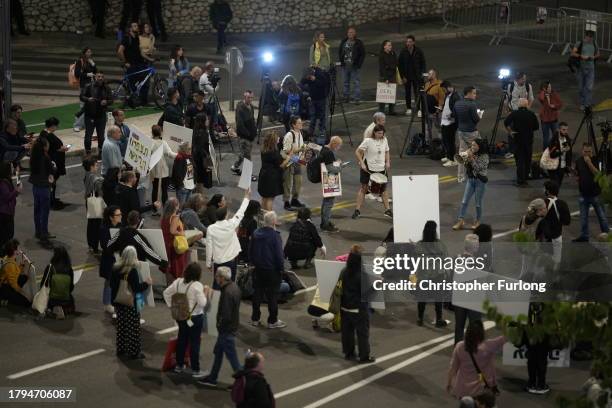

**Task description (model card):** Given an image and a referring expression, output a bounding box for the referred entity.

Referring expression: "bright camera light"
[262,51,274,64]
[498,68,511,79]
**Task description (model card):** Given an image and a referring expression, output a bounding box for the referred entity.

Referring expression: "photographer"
[452,139,489,231]
[300,67,330,141]
[199,62,219,96]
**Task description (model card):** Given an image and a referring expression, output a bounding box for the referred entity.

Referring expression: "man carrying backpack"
[571,31,600,111]
[231,352,275,408]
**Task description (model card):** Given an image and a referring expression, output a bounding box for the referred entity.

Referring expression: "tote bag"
[114,274,134,306]
[86,194,106,219]
[32,265,53,315]
[539,148,559,171]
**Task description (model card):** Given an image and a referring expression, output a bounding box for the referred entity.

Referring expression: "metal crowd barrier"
[442,2,612,62]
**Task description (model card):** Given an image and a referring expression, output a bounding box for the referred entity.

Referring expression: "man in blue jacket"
[249,211,286,329]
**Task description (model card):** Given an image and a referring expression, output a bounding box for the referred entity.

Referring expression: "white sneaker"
[73,127,81,132]
[250,320,261,327]
[365,193,377,200]
[104,305,115,315]
[443,160,458,167]
[192,370,208,379]
[441,157,449,163]
[504,152,514,159]
[112,313,117,319]
[405,109,412,116]
[417,110,422,118]
[140,319,146,325]
[53,306,65,320]
[174,365,185,374]
[376,196,383,203]
[268,320,287,329]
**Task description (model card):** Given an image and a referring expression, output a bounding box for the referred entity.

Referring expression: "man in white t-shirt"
[352,124,392,219]
[282,116,306,211]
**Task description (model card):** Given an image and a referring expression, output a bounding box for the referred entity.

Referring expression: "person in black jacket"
[99,205,122,318]
[102,167,121,206]
[28,138,55,242]
[339,27,365,104]
[378,40,398,115]
[105,210,168,269]
[87,0,107,38]
[111,245,151,360]
[198,267,242,387]
[340,245,375,363]
[160,88,184,127]
[440,81,461,165]
[541,181,571,242]
[300,67,330,140]
[232,352,276,408]
[504,98,540,187]
[284,207,325,269]
[116,170,161,222]
[80,72,113,155]
[0,119,30,171]
[209,0,233,54]
[547,122,572,188]
[145,0,168,42]
[232,90,257,176]
[73,47,97,131]
[38,117,68,210]
[398,35,426,115]
[320,136,343,231]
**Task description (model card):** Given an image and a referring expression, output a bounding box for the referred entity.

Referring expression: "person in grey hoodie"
[83,156,104,253]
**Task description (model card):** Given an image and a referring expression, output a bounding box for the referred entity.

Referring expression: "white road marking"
[296,321,495,407]
[156,325,179,335]
[6,349,106,380]
[294,285,317,296]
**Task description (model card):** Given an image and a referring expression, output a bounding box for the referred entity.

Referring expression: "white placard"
[148,143,165,170]
[205,289,221,337]
[163,121,193,152]
[503,343,570,367]
[137,261,155,307]
[392,175,440,243]
[209,134,220,184]
[73,269,83,285]
[376,82,397,104]
[110,228,168,262]
[238,159,253,190]
[125,127,154,175]
[314,260,345,303]
[321,162,342,198]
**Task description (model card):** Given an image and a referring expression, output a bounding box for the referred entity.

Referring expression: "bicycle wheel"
[108,80,130,106]
[151,74,168,108]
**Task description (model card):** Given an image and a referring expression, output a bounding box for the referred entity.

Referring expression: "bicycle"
[108,64,168,108]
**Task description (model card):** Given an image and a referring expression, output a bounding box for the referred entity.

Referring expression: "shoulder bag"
[32,264,54,315]
[115,273,135,307]
[87,192,106,219]
[172,216,189,255]
[468,351,500,396]
[539,148,559,171]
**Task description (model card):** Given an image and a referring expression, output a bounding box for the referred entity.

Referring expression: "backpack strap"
[547,197,560,221]
[468,351,490,388]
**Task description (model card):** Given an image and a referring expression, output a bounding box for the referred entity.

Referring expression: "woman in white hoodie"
[149,125,177,214]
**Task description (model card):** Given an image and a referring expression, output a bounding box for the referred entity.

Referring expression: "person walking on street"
[537,81,563,150]
[210,0,233,54]
[300,67,330,141]
[81,72,113,155]
[320,136,343,232]
[571,30,600,110]
[309,31,331,71]
[163,263,212,378]
[232,90,257,178]
[573,143,610,242]
[249,211,287,329]
[339,27,365,104]
[99,205,122,318]
[198,267,242,387]
[440,81,460,167]
[504,98,539,187]
[378,40,398,115]
[73,47,97,132]
[398,35,426,116]
[453,86,482,183]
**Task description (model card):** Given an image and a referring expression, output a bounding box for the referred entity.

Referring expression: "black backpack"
[406,133,429,155]
[428,138,445,160]
[306,147,324,183]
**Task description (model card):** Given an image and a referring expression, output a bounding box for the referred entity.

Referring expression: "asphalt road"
[1,35,611,408]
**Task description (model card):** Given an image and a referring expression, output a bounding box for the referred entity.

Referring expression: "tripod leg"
[490,93,507,153]
[255,79,267,144]
[215,94,234,153]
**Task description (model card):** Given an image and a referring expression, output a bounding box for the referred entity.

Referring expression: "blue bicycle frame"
[123,65,157,97]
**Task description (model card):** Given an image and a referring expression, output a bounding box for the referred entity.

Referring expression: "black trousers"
[454,307,482,344]
[119,0,143,32]
[251,284,279,324]
[10,0,27,34]
[87,218,102,250]
[84,115,106,154]
[216,23,227,51]
[0,213,15,255]
[146,0,166,37]
[548,168,565,189]
[404,78,420,109]
[151,177,170,204]
[89,0,107,36]
[515,139,533,184]
[417,301,443,321]
[441,123,458,161]
[50,175,61,204]
[0,275,30,307]
[527,341,549,388]
[341,308,370,360]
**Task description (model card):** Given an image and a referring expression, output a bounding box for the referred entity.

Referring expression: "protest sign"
[321,162,342,198]
[125,127,154,175]
[163,121,193,152]
[376,82,397,104]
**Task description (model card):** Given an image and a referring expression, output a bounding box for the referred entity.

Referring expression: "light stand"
[327,64,353,146]
[400,82,430,158]
[255,68,271,145]
[488,91,510,156]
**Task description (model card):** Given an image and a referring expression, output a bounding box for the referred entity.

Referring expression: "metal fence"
[442,2,612,62]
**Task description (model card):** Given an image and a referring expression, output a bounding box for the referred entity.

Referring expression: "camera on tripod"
[598,120,611,137]
[210,67,221,88]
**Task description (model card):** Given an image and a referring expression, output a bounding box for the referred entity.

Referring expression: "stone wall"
[21,0,492,34]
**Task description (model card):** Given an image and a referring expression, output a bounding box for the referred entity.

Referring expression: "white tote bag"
[86,194,106,219]
[32,265,53,315]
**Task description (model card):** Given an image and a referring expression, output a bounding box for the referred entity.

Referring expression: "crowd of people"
[0,11,610,407]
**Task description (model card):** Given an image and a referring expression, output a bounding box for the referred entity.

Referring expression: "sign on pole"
[376,82,397,104]
[125,127,154,176]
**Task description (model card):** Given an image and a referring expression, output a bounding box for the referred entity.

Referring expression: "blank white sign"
[392,175,440,243]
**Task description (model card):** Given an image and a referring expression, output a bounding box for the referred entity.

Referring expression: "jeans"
[578,195,609,240]
[233,139,253,169]
[84,115,106,154]
[252,279,279,324]
[73,100,85,129]
[342,65,361,101]
[321,196,335,226]
[86,218,101,250]
[576,65,595,108]
[176,314,204,372]
[441,123,458,161]
[541,121,558,150]
[212,259,236,289]
[176,188,192,206]
[454,307,482,344]
[515,140,533,184]
[309,99,327,137]
[103,278,112,305]
[216,23,227,51]
[458,178,486,221]
[341,308,370,360]
[32,185,51,237]
[208,333,241,383]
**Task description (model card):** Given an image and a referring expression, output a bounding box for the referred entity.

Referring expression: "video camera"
[598,120,611,138]
[210,67,221,88]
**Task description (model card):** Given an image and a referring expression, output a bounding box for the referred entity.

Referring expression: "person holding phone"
[0,162,21,251]
[39,117,69,210]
